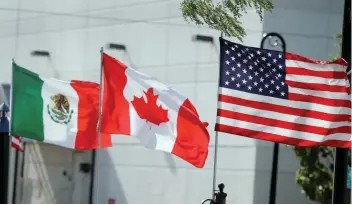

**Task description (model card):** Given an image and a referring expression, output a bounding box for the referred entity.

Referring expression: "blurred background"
[0,0,348,203]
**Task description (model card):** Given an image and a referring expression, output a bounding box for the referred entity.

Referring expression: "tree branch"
[180,0,274,41]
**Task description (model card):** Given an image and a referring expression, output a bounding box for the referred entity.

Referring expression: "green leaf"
[180,0,274,41]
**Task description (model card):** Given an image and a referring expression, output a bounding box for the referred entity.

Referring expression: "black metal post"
[12,149,19,203]
[332,0,351,203]
[0,133,9,204]
[260,32,286,204]
[268,143,279,204]
[0,111,10,204]
[19,142,26,204]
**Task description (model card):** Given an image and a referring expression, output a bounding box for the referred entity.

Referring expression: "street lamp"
[0,103,9,133]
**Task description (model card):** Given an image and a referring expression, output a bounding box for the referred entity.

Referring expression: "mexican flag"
[10,62,111,150]
[101,53,210,168]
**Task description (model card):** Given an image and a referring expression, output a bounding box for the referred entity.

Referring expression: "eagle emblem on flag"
[47,94,73,124]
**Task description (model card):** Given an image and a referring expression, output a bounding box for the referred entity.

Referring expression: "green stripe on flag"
[11,63,45,141]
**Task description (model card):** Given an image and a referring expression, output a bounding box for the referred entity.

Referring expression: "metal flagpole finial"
[260,32,286,53]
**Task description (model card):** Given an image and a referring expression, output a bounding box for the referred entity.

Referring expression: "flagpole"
[212,32,224,200]
[211,133,219,200]
[10,59,14,137]
[94,47,104,204]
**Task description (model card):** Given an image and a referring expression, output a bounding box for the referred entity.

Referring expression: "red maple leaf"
[131,88,169,126]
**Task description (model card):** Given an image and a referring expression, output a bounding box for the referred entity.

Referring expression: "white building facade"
[1,0,345,203]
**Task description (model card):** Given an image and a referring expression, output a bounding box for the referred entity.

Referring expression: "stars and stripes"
[11,136,23,152]
[215,37,351,148]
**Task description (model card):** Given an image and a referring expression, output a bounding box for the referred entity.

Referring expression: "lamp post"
[332,0,351,203]
[0,103,10,203]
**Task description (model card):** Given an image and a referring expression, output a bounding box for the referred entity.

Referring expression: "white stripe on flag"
[285,60,347,72]
[219,87,351,115]
[11,136,23,151]
[217,116,351,142]
[286,74,347,86]
[289,87,351,100]
[218,101,350,129]
[12,137,21,146]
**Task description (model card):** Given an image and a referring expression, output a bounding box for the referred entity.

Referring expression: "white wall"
[1,0,345,203]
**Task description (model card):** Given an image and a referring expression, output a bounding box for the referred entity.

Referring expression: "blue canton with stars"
[219,38,289,99]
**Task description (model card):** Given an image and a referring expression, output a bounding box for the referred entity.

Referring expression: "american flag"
[215,37,351,148]
[12,136,24,152]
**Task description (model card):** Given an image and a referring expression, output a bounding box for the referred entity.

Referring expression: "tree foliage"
[180,0,274,41]
[293,146,335,203]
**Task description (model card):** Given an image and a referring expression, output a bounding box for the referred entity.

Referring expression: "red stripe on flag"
[286,80,350,94]
[101,53,131,135]
[215,124,351,148]
[286,67,347,79]
[11,136,23,152]
[288,93,351,108]
[11,143,23,152]
[217,109,351,136]
[285,53,348,66]
[70,81,111,150]
[218,94,350,122]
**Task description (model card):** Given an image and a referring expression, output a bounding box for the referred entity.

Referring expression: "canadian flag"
[101,53,210,168]
[11,136,24,152]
